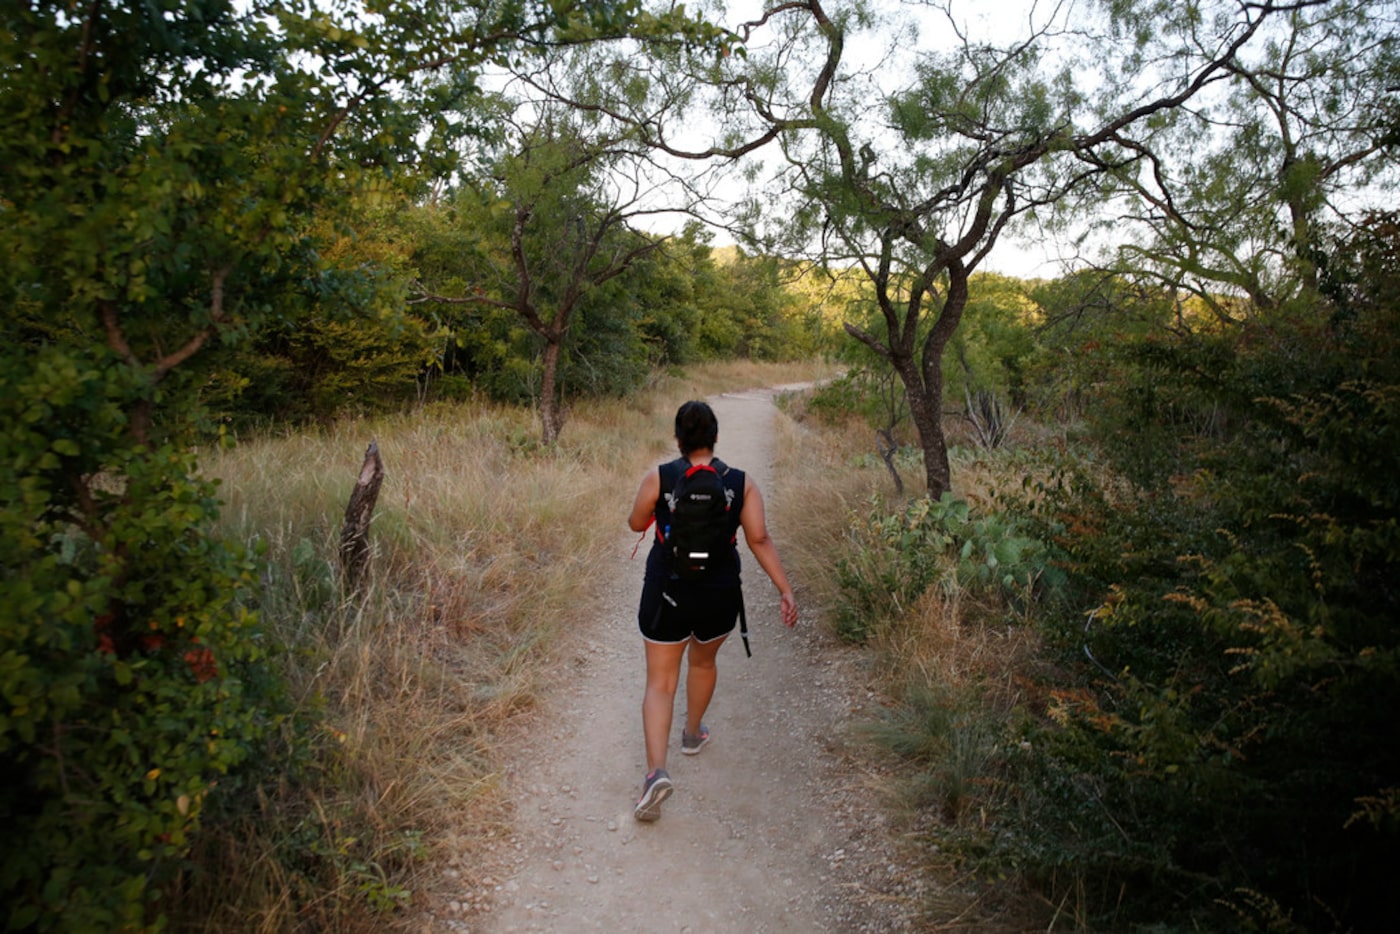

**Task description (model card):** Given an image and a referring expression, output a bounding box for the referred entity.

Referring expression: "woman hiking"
[625,400,799,821]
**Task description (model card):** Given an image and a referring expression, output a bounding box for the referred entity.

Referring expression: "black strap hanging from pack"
[738,591,750,658]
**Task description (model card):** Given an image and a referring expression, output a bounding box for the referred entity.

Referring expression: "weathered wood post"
[340,440,385,593]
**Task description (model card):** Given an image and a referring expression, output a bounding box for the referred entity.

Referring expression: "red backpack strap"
[630,517,654,559]
[638,460,681,556]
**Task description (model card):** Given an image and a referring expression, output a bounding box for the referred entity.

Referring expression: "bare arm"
[627,467,661,533]
[740,476,798,628]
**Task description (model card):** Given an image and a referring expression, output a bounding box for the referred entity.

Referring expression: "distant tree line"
[193,215,828,433]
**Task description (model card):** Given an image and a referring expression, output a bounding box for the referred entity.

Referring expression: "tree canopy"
[542,0,1379,494]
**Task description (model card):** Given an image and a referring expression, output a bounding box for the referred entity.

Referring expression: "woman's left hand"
[779,591,798,628]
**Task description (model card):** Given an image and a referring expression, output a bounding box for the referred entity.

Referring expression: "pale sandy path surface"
[432,387,927,933]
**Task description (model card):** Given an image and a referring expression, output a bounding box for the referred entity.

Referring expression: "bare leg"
[684,635,727,735]
[642,640,687,771]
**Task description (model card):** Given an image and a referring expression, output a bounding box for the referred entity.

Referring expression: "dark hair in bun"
[674,400,718,455]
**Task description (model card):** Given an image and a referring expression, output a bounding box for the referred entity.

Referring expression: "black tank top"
[645,457,745,586]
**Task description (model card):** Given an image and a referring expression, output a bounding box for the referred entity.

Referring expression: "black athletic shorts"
[638,577,741,645]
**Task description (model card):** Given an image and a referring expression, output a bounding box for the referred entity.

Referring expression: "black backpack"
[664,459,735,580]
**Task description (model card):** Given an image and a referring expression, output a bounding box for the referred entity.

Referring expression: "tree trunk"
[901,359,950,498]
[340,440,385,593]
[539,336,564,445]
[852,248,966,500]
[912,262,970,498]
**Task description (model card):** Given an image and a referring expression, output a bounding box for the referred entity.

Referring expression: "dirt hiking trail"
[445,388,927,932]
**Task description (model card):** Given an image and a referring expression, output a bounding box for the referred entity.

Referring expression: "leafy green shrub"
[807,367,902,430]
[946,272,1038,412]
[1019,270,1177,425]
[835,493,1058,642]
[992,217,1400,929]
[835,496,953,641]
[0,347,290,931]
[201,310,441,427]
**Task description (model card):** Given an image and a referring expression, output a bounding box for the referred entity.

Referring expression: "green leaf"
[113,662,133,686]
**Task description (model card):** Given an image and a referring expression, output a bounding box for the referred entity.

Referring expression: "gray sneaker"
[681,724,710,755]
[633,768,673,821]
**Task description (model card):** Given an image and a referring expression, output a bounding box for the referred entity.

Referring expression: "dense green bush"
[201,312,443,428]
[807,367,905,433]
[0,346,290,930]
[1021,271,1178,425]
[944,273,1038,411]
[992,218,1400,929]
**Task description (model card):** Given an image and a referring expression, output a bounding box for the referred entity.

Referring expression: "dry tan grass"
[767,400,894,611]
[664,358,843,400]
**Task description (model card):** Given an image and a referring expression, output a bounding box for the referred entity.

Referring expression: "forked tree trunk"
[340,440,384,593]
[847,250,968,501]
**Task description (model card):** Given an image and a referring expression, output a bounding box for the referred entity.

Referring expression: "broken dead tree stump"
[340,439,385,593]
